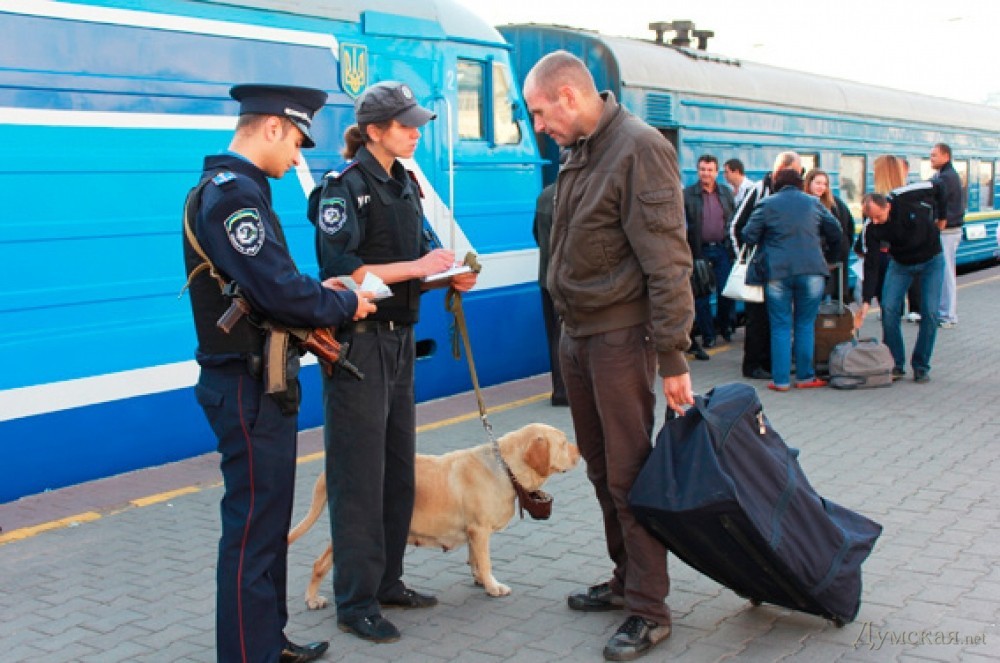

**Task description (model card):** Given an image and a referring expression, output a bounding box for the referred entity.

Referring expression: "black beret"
[230,84,328,148]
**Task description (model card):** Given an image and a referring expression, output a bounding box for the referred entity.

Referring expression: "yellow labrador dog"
[289,423,579,607]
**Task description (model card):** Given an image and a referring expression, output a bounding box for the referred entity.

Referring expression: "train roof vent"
[646,93,675,126]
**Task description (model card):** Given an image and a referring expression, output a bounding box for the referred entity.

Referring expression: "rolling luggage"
[815,264,854,372]
[628,383,882,626]
[828,336,894,389]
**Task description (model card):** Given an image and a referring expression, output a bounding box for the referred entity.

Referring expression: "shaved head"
[523,50,604,146]
[524,50,597,101]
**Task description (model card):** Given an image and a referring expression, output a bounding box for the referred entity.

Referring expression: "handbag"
[722,245,765,303]
[690,258,716,299]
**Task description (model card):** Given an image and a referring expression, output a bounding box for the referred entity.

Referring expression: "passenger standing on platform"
[724,158,756,208]
[804,169,855,303]
[743,153,842,391]
[729,165,781,380]
[311,81,477,644]
[855,155,947,382]
[684,154,737,346]
[183,84,376,663]
[930,143,965,328]
[532,181,568,405]
[523,50,695,662]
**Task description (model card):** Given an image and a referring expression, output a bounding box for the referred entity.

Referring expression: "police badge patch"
[224,208,266,256]
[318,197,348,235]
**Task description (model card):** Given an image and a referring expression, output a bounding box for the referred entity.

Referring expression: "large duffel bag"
[628,383,882,626]
[828,337,894,389]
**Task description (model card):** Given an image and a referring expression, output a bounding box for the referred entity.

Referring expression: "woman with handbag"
[742,153,843,391]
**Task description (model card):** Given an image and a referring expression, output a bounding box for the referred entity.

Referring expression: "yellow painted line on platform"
[6,390,552,545]
[0,511,102,545]
[298,391,551,464]
[958,273,1000,289]
[130,486,200,507]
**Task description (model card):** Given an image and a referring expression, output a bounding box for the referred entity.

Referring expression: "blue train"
[501,22,1000,261]
[3,3,998,503]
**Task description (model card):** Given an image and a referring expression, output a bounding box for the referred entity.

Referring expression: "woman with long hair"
[804,169,854,303]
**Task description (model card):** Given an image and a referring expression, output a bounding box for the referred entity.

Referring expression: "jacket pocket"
[637,187,682,233]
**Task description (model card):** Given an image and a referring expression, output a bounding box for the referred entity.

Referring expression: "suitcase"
[828,336,894,389]
[815,264,854,371]
[628,383,882,626]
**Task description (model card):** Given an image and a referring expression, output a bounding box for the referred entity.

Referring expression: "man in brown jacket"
[523,51,695,662]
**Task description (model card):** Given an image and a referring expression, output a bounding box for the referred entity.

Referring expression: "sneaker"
[603,615,671,661]
[914,369,930,384]
[938,320,957,329]
[891,367,906,381]
[767,383,790,392]
[567,582,625,612]
[795,378,828,389]
[905,312,921,323]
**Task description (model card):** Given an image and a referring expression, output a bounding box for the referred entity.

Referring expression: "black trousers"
[196,363,298,663]
[323,325,416,622]
[741,300,771,375]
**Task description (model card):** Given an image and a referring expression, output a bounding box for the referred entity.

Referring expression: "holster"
[263,328,301,416]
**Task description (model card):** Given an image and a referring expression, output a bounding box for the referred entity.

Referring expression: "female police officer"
[311,81,477,643]
[183,84,376,663]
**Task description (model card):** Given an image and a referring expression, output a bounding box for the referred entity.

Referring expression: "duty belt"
[344,320,411,334]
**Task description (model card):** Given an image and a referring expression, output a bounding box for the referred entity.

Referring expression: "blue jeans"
[766,274,826,387]
[880,253,945,374]
[694,243,734,341]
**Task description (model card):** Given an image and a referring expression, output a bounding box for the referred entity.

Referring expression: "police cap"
[230,83,328,148]
[355,81,436,127]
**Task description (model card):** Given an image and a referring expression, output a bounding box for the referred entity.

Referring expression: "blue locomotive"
[0,0,545,502]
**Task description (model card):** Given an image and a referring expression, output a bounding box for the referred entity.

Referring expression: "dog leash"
[445,258,552,520]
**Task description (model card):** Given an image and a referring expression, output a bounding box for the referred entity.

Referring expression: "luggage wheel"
[832,617,846,628]
[749,598,762,607]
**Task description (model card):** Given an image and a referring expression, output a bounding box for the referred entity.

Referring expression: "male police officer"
[183,84,376,663]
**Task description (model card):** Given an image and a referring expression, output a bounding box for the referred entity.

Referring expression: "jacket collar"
[567,91,623,167]
[203,153,271,201]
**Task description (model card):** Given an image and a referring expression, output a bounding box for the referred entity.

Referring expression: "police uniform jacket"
[184,153,358,363]
[312,146,431,325]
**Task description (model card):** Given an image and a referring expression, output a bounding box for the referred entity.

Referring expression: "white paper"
[421,264,473,283]
[338,273,393,300]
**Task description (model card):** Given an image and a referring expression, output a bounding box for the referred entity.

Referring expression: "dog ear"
[524,435,552,477]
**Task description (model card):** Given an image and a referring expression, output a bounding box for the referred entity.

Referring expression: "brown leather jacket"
[547,93,694,377]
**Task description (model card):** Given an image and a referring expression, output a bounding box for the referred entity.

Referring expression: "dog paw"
[306,595,329,610]
[485,581,511,597]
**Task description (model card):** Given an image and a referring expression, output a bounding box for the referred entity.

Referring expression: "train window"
[840,155,865,219]
[492,63,521,145]
[800,153,818,174]
[953,160,970,206]
[457,59,485,140]
[983,162,997,210]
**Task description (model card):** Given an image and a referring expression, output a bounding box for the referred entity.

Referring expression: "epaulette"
[322,160,358,182]
[211,171,237,187]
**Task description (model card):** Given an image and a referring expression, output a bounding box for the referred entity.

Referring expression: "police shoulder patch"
[212,171,236,186]
[318,198,348,235]
[224,208,266,256]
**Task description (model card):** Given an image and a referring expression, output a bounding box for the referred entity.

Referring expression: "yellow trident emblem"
[340,43,367,99]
